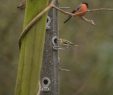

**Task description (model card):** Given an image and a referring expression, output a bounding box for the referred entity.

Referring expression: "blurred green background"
[0,0,113,95]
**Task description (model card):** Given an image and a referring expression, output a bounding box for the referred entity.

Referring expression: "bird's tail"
[64,16,72,23]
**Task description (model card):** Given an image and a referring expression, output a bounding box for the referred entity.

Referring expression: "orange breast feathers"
[75,4,88,16]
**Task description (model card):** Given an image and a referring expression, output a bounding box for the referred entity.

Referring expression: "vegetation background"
[0,0,113,95]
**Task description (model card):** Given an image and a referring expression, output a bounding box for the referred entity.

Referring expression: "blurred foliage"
[0,0,24,95]
[0,0,113,95]
[59,0,113,95]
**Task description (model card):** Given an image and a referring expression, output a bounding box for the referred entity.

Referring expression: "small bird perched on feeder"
[64,2,88,23]
[59,38,78,48]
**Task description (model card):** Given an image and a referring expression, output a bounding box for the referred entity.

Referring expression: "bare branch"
[88,8,113,12]
[81,16,96,25]
[52,4,73,16]
[59,67,70,72]
[59,7,70,9]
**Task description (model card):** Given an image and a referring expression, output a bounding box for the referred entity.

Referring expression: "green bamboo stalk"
[15,0,49,95]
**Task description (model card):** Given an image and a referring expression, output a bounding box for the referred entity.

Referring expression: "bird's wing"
[71,4,81,13]
[64,3,81,23]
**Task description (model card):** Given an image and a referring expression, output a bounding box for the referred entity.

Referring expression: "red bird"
[64,2,88,23]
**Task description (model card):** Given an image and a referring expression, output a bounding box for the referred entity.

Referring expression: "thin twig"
[81,16,95,25]
[52,4,73,16]
[59,7,70,9]
[88,8,113,12]
[59,67,70,72]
